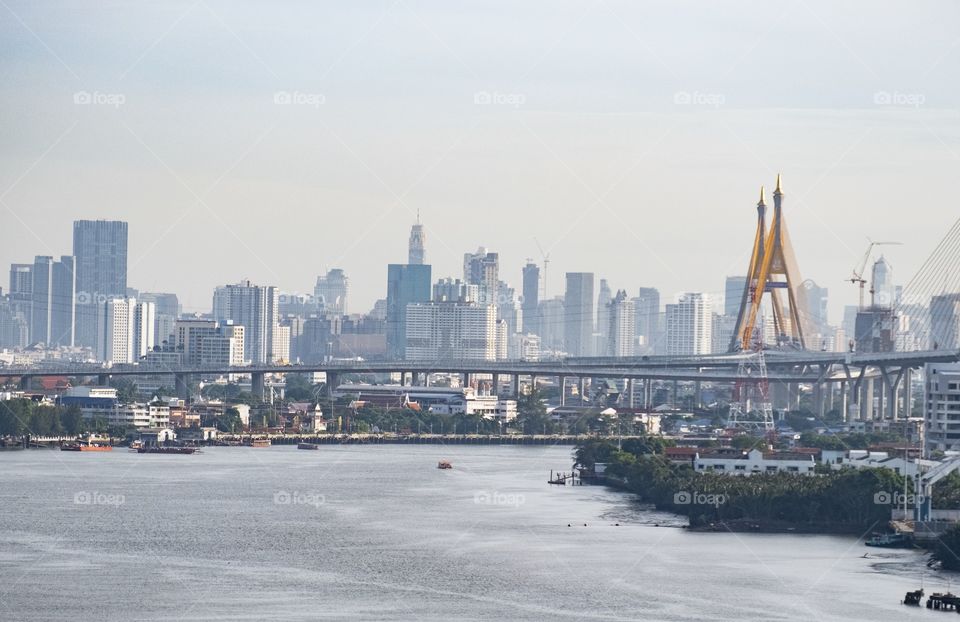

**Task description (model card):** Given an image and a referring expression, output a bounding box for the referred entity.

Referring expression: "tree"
[933,524,960,571]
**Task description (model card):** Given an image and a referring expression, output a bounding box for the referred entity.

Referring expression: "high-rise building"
[433,278,478,303]
[386,264,432,359]
[521,262,540,336]
[596,279,612,345]
[634,287,661,354]
[871,256,894,308]
[174,319,245,366]
[665,293,712,355]
[608,290,635,357]
[405,302,496,361]
[931,294,960,350]
[73,220,128,348]
[724,276,747,317]
[538,296,565,352]
[408,214,426,265]
[463,248,499,306]
[30,255,76,347]
[564,272,594,356]
[212,281,279,364]
[97,298,155,364]
[139,292,180,346]
[314,269,349,316]
[8,263,32,321]
[0,299,28,349]
[925,362,960,452]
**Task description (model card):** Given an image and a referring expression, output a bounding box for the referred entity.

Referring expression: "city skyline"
[2,2,958,320]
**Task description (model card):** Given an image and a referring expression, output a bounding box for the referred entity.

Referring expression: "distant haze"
[2,1,958,322]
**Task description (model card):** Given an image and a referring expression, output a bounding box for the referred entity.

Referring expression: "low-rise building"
[694,448,817,475]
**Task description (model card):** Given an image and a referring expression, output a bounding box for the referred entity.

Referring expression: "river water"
[0,445,939,621]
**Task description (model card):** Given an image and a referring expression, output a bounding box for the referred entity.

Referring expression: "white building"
[212,281,279,364]
[608,290,635,357]
[509,333,541,361]
[694,448,817,475]
[925,362,960,453]
[665,293,713,355]
[405,302,497,361]
[175,319,245,366]
[97,298,155,364]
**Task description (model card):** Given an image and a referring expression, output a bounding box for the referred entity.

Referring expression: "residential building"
[97,297,155,364]
[634,287,661,354]
[521,262,539,336]
[925,362,960,453]
[433,278,477,303]
[213,280,279,363]
[405,302,497,361]
[564,272,594,356]
[174,319,245,366]
[665,293,712,355]
[607,290,635,357]
[463,248,499,306]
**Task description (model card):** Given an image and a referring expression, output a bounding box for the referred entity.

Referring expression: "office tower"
[386,264,432,359]
[0,299,28,348]
[30,255,76,347]
[564,272,594,356]
[212,281,279,364]
[724,276,747,317]
[314,269,349,316]
[463,248,499,306]
[931,294,960,350]
[634,287,661,353]
[9,263,32,321]
[495,318,508,360]
[497,282,521,336]
[538,296,565,351]
[665,293,712,355]
[871,256,894,307]
[433,278,478,303]
[73,220,128,348]
[712,313,737,354]
[521,262,540,335]
[405,302,496,361]
[596,278,612,344]
[174,319,245,366]
[139,292,180,346]
[608,290,635,357]
[408,214,426,265]
[97,298,155,364]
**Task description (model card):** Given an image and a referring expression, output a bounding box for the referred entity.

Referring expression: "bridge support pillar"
[424,373,431,387]
[580,377,588,404]
[671,380,678,407]
[512,374,519,399]
[97,373,110,386]
[694,381,702,409]
[559,376,567,406]
[492,374,500,396]
[18,376,30,391]
[901,368,913,419]
[175,373,190,402]
[400,372,407,386]
[251,372,265,402]
[325,372,338,416]
[627,379,635,408]
[859,375,873,421]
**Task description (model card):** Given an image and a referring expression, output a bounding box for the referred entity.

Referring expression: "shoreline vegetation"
[574,438,931,536]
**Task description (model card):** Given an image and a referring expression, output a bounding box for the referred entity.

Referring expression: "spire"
[775,173,782,194]
[758,185,766,206]
[416,208,421,225]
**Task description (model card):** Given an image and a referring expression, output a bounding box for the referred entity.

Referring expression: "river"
[0,445,937,621]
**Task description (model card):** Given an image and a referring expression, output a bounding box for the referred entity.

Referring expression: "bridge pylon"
[729,175,813,352]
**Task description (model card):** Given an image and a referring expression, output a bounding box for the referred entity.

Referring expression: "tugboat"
[297,442,319,450]
[865,532,911,548]
[437,460,452,469]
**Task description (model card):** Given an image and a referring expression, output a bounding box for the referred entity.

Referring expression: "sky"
[1,0,959,322]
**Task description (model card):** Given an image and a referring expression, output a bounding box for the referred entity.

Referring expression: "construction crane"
[849,239,902,309]
[533,237,551,300]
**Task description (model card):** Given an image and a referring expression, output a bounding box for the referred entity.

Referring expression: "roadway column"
[251,372,265,402]
[175,373,190,402]
[627,378,634,408]
[559,375,567,406]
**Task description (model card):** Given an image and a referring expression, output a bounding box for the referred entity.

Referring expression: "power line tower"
[727,326,775,432]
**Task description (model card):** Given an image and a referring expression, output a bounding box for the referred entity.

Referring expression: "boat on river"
[865,532,910,548]
[61,442,112,452]
[137,446,197,455]
[298,442,319,450]
[437,460,452,469]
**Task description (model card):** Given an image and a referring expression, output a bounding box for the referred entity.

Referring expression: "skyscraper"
[386,264,432,359]
[724,276,747,317]
[564,272,594,356]
[8,263,32,336]
[608,290,635,357]
[665,293,712,355]
[30,255,76,347]
[97,298,155,364]
[596,278,613,347]
[408,214,426,265]
[138,292,180,346]
[314,269,349,315]
[405,302,496,361]
[521,262,540,335]
[212,281,279,364]
[871,256,894,307]
[73,220,128,348]
[634,287,661,354]
[463,248,499,306]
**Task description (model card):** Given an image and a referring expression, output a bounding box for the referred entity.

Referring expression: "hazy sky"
[2,1,959,322]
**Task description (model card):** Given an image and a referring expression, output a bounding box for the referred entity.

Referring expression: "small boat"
[297,442,319,450]
[865,532,910,548]
[246,439,271,448]
[903,588,924,606]
[61,442,112,452]
[137,446,196,455]
[437,460,452,469]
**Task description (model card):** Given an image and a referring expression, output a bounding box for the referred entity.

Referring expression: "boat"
[437,460,452,469]
[246,439,271,447]
[903,588,924,606]
[865,532,911,548]
[297,442,319,450]
[927,592,960,610]
[137,446,196,455]
[60,442,112,452]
